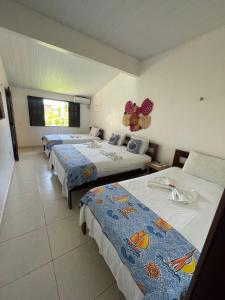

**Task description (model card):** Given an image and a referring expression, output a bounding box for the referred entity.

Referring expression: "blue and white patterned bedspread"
[43,135,63,151]
[52,144,97,190]
[81,183,200,300]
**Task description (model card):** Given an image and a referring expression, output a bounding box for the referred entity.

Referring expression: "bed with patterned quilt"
[42,133,101,157]
[79,166,223,300]
[49,140,156,208]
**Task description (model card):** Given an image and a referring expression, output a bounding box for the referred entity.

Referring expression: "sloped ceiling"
[0,27,120,96]
[15,0,225,60]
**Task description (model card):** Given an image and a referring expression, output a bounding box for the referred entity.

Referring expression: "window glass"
[44,99,69,126]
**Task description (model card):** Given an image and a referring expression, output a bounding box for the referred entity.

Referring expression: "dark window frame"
[27,95,80,128]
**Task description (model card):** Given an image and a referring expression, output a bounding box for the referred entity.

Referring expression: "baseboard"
[19,145,43,149]
[0,160,15,225]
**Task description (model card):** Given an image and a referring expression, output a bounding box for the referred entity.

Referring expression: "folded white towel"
[169,187,197,204]
[99,150,123,161]
[147,176,197,204]
[86,141,102,148]
[147,176,176,189]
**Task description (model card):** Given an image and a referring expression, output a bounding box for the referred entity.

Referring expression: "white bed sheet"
[50,141,151,196]
[79,167,223,300]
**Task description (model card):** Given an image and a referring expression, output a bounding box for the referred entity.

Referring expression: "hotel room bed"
[79,150,224,300]
[42,132,103,157]
[49,139,158,208]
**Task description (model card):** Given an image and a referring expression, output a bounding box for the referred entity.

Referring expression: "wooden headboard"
[172,149,189,168]
[98,129,104,140]
[89,127,104,140]
[122,135,159,162]
[147,142,159,162]
[122,135,130,146]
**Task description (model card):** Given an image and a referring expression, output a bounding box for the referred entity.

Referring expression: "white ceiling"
[14,0,225,60]
[0,27,119,96]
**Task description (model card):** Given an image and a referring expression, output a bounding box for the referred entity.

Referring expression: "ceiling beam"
[0,0,139,76]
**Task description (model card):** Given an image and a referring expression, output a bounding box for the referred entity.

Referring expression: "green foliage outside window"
[44,99,68,126]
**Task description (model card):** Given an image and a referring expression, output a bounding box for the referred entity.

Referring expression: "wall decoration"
[122,98,154,131]
[0,92,5,120]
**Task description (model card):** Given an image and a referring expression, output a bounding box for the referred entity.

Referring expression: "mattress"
[50,141,151,196]
[79,167,223,300]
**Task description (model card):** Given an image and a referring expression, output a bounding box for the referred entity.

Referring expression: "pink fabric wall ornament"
[122,98,154,132]
[125,101,133,113]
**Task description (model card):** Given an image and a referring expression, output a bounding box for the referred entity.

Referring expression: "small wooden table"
[145,161,169,174]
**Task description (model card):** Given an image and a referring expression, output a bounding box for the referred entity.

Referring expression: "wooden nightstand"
[145,161,170,174]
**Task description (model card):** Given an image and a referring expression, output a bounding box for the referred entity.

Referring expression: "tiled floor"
[0,147,125,300]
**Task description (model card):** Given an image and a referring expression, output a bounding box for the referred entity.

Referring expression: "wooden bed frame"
[67,136,159,209]
[97,129,104,140]
[172,149,190,167]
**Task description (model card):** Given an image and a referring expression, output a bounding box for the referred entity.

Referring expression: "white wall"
[91,26,225,163]
[11,87,90,147]
[91,73,138,140]
[0,57,14,221]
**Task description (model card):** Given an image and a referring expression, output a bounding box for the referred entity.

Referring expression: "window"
[44,99,68,126]
[27,96,80,127]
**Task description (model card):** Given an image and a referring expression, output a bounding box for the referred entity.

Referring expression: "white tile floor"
[0,148,125,300]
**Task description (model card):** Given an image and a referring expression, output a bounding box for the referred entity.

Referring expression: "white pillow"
[131,135,149,154]
[183,151,225,188]
[113,131,126,146]
[90,126,100,137]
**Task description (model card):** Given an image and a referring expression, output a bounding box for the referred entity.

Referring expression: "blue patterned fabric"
[43,135,63,151]
[81,183,200,300]
[52,145,97,190]
[127,138,142,154]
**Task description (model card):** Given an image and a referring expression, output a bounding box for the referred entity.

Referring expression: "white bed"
[50,141,152,197]
[43,133,100,157]
[79,167,223,300]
